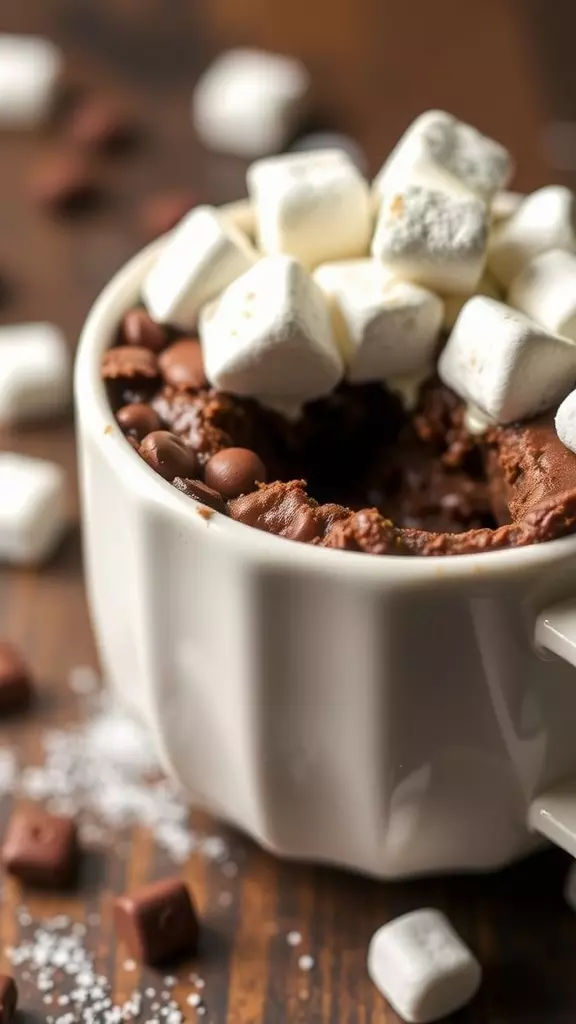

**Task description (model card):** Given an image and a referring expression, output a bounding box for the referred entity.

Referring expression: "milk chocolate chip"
[119,309,167,354]
[204,448,266,498]
[172,477,228,514]
[114,877,199,965]
[102,346,159,381]
[139,431,199,480]
[116,403,161,441]
[1,807,79,888]
[158,339,207,389]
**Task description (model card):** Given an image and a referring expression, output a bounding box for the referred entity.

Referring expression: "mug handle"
[529,599,576,855]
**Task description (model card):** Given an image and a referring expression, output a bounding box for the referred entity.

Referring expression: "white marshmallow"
[372,185,488,295]
[373,110,512,202]
[192,49,309,158]
[313,259,443,380]
[439,296,576,423]
[555,389,576,454]
[247,149,372,270]
[0,35,62,127]
[442,271,501,330]
[219,200,257,242]
[509,249,576,341]
[200,255,343,412]
[488,185,576,287]
[0,454,67,565]
[368,909,482,1024]
[0,323,70,425]
[142,205,259,330]
[491,189,524,223]
[564,862,576,910]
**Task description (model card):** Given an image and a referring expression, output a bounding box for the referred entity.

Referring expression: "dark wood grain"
[0,2,575,1021]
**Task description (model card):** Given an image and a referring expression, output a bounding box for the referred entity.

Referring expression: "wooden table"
[2,1,576,1020]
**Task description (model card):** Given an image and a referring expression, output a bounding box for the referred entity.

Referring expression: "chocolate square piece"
[114,877,199,965]
[1,807,79,887]
[0,642,34,715]
[0,975,17,1024]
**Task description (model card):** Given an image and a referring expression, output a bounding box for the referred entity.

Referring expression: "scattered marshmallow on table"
[247,149,372,270]
[313,258,443,380]
[439,296,576,423]
[488,185,576,287]
[142,205,259,330]
[368,909,482,1024]
[0,323,70,425]
[0,34,62,127]
[555,389,576,454]
[442,271,501,330]
[372,185,488,295]
[373,110,513,202]
[509,249,576,341]
[0,454,67,565]
[200,254,343,414]
[192,49,309,159]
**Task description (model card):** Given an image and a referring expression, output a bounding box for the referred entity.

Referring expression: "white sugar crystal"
[186,994,201,1008]
[0,322,70,425]
[200,254,343,413]
[372,186,488,295]
[509,248,576,341]
[248,149,371,269]
[491,189,524,223]
[438,296,576,423]
[0,453,67,565]
[313,258,443,380]
[298,955,315,971]
[488,185,576,286]
[442,271,501,330]
[368,909,482,1024]
[373,110,512,202]
[192,49,309,158]
[555,389,576,454]
[142,205,259,330]
[0,35,62,127]
[287,931,302,947]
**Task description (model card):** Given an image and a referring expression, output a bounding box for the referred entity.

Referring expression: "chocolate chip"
[29,153,101,216]
[102,346,159,381]
[140,190,199,239]
[204,447,266,499]
[119,308,167,353]
[0,642,34,715]
[172,477,228,514]
[68,99,138,154]
[1,808,79,888]
[116,403,161,440]
[158,339,207,390]
[0,976,17,1024]
[139,431,198,481]
[114,877,199,965]
[229,481,323,541]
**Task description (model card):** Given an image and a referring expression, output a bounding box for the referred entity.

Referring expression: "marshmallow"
[0,323,70,425]
[247,149,372,270]
[0,454,67,565]
[313,259,443,380]
[219,200,257,243]
[368,909,482,1024]
[142,205,259,330]
[491,189,524,223]
[509,249,576,341]
[564,862,576,911]
[373,110,512,202]
[372,185,488,295]
[192,49,309,158]
[200,255,343,412]
[555,388,576,454]
[439,296,576,423]
[0,35,62,127]
[442,271,501,330]
[488,186,576,286]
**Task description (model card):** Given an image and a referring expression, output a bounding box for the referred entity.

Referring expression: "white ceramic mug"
[75,220,576,879]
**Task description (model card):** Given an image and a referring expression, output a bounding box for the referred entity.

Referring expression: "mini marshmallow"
[442,271,501,330]
[219,200,257,242]
[0,323,70,425]
[438,296,576,423]
[200,255,343,412]
[192,49,309,158]
[555,388,576,454]
[142,205,259,330]
[368,909,482,1024]
[491,189,524,223]
[564,861,576,910]
[509,249,576,341]
[372,185,488,295]
[313,258,443,380]
[488,186,576,287]
[247,149,372,270]
[0,453,67,565]
[0,35,62,127]
[373,110,512,202]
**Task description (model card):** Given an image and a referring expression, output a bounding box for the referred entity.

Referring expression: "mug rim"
[74,233,576,584]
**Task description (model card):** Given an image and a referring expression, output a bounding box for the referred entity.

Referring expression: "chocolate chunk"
[68,99,137,154]
[116,403,161,440]
[102,346,159,381]
[114,877,199,965]
[140,190,199,239]
[0,976,17,1024]
[139,431,198,481]
[204,448,266,498]
[119,309,167,354]
[1,808,79,888]
[29,154,100,216]
[229,481,324,541]
[0,642,33,715]
[158,339,207,390]
[172,477,228,514]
